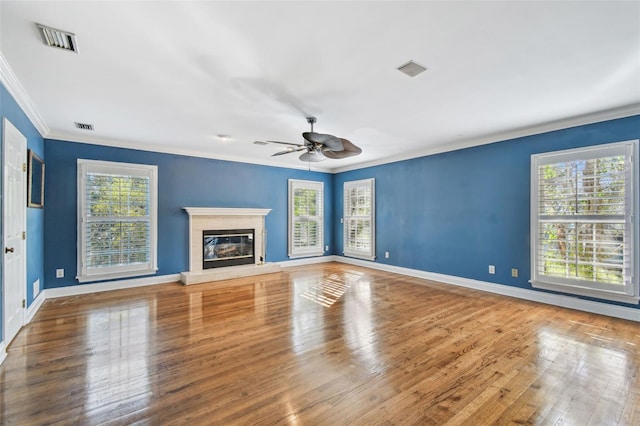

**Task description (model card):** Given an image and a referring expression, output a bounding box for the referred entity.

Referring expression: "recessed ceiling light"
[397,60,427,77]
[216,134,233,141]
[37,23,78,53]
[74,122,94,131]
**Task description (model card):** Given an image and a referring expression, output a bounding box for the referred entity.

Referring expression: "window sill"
[531,280,639,305]
[343,252,376,261]
[77,268,158,283]
[288,252,324,259]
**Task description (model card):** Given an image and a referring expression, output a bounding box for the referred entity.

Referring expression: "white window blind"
[531,140,639,303]
[288,179,324,258]
[77,160,158,282]
[344,178,375,260]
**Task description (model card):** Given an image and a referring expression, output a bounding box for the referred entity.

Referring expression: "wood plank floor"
[1,262,638,425]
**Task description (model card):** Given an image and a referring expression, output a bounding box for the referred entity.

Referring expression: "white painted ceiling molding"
[0,53,48,136]
[45,130,334,172]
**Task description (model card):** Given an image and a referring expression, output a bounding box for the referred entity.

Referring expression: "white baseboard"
[0,342,6,366]
[26,291,46,323]
[278,255,338,268]
[335,257,640,322]
[44,273,180,299]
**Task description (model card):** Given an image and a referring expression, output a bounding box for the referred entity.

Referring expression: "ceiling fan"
[264,117,362,162]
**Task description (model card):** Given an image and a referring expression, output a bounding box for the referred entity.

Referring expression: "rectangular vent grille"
[37,23,78,53]
[253,141,269,146]
[397,60,427,77]
[74,122,94,131]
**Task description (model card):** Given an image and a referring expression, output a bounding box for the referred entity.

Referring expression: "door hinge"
[22,299,25,308]
[22,231,26,240]
[23,163,27,172]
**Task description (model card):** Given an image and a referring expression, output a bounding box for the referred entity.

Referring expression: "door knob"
[5,247,14,253]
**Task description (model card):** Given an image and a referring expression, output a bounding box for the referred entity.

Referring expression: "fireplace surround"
[180,207,281,285]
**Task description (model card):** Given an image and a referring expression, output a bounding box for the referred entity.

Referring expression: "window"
[77,160,158,282]
[288,179,324,258]
[343,178,375,260]
[531,140,639,303]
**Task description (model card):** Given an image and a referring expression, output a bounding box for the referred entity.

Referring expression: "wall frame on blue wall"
[27,149,45,208]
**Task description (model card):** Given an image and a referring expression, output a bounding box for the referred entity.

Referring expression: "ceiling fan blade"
[267,140,305,147]
[322,139,362,159]
[271,147,306,157]
[299,150,326,162]
[302,132,344,152]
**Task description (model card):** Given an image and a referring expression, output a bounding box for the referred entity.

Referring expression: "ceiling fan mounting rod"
[306,116,316,132]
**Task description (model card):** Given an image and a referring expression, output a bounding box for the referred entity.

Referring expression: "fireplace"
[203,229,255,269]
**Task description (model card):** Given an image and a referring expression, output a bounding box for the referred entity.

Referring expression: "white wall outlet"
[385,251,390,259]
[325,245,329,252]
[56,268,64,278]
[488,265,495,274]
[340,218,344,223]
[33,279,40,297]
[512,268,518,278]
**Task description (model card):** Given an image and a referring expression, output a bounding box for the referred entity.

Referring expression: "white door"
[2,118,26,347]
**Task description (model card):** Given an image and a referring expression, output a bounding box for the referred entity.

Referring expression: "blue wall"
[0,83,46,341]
[334,115,640,309]
[44,140,333,288]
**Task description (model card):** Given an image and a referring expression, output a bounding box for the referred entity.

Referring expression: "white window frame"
[343,178,375,260]
[77,159,158,282]
[288,179,324,258]
[531,140,639,304]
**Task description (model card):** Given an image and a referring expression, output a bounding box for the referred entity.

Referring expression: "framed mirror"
[28,149,45,208]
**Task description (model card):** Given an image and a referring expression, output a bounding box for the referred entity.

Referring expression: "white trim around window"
[530,140,639,304]
[288,179,324,258]
[77,159,158,283]
[343,178,375,260]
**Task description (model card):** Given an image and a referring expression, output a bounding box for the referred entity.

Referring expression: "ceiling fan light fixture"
[397,60,427,77]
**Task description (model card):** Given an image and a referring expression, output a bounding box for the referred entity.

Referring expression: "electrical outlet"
[385,251,390,259]
[56,268,64,278]
[488,265,495,274]
[33,279,40,297]
[325,245,329,252]
[512,268,518,278]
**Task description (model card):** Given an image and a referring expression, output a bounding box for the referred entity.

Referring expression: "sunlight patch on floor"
[300,277,351,307]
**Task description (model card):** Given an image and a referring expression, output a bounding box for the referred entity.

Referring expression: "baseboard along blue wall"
[333,115,640,309]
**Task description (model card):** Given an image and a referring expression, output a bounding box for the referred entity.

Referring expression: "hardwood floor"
[1,263,638,425]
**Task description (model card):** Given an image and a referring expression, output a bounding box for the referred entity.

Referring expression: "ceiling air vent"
[253,141,269,146]
[37,23,78,53]
[397,60,427,77]
[74,122,94,131]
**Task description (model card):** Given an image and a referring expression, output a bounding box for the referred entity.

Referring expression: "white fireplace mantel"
[180,207,280,285]
[184,207,272,217]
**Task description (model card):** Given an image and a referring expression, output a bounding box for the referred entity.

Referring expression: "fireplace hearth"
[203,229,255,269]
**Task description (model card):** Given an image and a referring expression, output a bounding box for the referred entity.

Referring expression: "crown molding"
[46,130,334,173]
[330,104,640,173]
[0,52,49,136]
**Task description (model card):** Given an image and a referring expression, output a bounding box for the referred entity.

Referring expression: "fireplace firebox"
[202,229,255,269]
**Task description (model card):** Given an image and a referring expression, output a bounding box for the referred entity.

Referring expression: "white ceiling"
[1,1,639,172]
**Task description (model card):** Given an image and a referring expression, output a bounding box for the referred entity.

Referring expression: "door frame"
[2,117,27,352]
